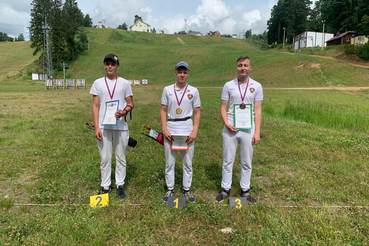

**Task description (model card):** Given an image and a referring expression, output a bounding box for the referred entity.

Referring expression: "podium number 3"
[96,196,102,207]
[235,199,242,209]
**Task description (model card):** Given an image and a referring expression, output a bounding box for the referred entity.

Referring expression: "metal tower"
[43,19,53,78]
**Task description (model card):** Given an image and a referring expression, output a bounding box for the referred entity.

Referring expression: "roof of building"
[326,31,358,42]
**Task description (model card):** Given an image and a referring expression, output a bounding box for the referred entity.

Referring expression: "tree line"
[267,0,369,45]
[29,0,92,67]
[0,32,25,42]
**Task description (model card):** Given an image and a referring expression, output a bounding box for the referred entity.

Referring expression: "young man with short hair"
[216,56,263,203]
[90,53,134,200]
[160,61,201,203]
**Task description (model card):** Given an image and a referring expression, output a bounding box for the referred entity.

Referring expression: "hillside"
[1,28,369,88]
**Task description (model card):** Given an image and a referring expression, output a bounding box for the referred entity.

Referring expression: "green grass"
[1,29,369,245]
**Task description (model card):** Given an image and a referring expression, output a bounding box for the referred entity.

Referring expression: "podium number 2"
[174,198,179,208]
[235,199,242,209]
[96,196,102,207]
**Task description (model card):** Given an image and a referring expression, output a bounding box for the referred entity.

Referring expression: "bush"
[357,42,369,60]
[344,44,356,55]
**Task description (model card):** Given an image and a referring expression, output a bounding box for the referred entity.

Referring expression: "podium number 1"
[235,199,242,209]
[174,198,179,208]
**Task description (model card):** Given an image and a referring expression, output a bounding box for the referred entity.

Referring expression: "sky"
[0,0,281,39]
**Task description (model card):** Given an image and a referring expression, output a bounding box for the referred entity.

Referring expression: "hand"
[225,123,238,132]
[252,133,260,145]
[115,109,124,119]
[186,132,197,144]
[163,129,173,142]
[95,128,103,140]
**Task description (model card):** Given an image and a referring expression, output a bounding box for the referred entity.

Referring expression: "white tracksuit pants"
[97,129,128,189]
[221,126,255,191]
[164,138,194,191]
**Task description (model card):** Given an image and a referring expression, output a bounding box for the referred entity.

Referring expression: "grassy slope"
[2,28,369,88]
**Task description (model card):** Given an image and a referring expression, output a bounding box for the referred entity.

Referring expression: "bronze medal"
[240,103,246,109]
[176,107,182,114]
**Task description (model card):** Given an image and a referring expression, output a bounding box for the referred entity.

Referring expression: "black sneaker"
[117,185,126,200]
[216,189,230,202]
[163,190,174,202]
[240,189,256,203]
[183,190,195,202]
[98,187,112,195]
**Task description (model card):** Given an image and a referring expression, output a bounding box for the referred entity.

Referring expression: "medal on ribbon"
[238,78,249,110]
[174,84,188,114]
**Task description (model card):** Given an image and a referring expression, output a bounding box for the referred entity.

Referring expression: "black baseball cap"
[103,53,119,65]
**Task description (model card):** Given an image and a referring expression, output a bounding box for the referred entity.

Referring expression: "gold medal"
[176,107,182,114]
[240,103,246,109]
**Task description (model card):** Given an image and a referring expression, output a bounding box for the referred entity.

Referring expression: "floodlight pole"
[283,27,286,48]
[321,20,326,51]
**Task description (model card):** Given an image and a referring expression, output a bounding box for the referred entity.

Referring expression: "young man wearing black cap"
[160,61,201,203]
[90,53,134,200]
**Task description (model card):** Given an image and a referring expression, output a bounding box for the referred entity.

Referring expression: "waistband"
[167,117,191,122]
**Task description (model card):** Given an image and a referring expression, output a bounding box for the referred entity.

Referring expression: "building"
[326,31,358,46]
[188,31,203,36]
[159,30,164,34]
[354,35,369,45]
[232,34,237,39]
[130,19,151,33]
[97,21,103,28]
[293,31,334,50]
[206,31,221,37]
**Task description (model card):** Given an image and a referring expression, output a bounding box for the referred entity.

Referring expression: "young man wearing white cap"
[160,61,201,202]
[90,53,134,200]
[216,56,263,203]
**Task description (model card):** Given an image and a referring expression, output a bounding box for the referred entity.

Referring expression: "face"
[104,60,119,78]
[236,59,252,79]
[174,68,190,84]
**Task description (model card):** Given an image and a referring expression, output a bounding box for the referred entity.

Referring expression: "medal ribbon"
[238,77,249,103]
[105,76,118,100]
[174,84,188,107]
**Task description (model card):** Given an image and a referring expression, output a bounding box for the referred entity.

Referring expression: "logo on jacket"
[250,88,255,93]
[188,94,193,99]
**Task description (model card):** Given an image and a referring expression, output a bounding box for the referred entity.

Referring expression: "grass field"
[1,29,369,245]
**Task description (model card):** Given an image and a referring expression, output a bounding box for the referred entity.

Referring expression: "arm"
[160,104,172,142]
[115,96,134,119]
[187,107,201,144]
[252,100,262,145]
[220,99,238,132]
[92,95,102,140]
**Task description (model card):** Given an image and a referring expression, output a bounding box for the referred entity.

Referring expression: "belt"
[168,117,191,122]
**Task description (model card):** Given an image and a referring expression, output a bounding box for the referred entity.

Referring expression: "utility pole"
[283,27,286,48]
[184,19,187,33]
[61,62,67,80]
[321,20,326,51]
[42,18,53,79]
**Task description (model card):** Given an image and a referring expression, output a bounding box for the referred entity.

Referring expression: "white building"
[130,20,151,33]
[293,31,334,50]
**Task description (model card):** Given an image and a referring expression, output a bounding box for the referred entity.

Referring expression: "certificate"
[171,134,189,150]
[102,100,119,126]
[233,104,252,129]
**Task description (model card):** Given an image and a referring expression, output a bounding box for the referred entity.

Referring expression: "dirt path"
[311,55,369,68]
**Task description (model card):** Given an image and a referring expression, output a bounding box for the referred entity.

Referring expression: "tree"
[117,23,128,30]
[17,33,25,41]
[83,14,92,27]
[0,32,13,42]
[134,15,142,23]
[29,0,54,56]
[152,28,156,34]
[62,0,84,60]
[244,29,252,39]
[358,15,369,35]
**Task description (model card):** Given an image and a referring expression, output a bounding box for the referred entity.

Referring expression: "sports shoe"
[163,190,174,202]
[98,187,112,195]
[183,190,195,203]
[116,185,126,200]
[216,189,230,202]
[240,190,256,203]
